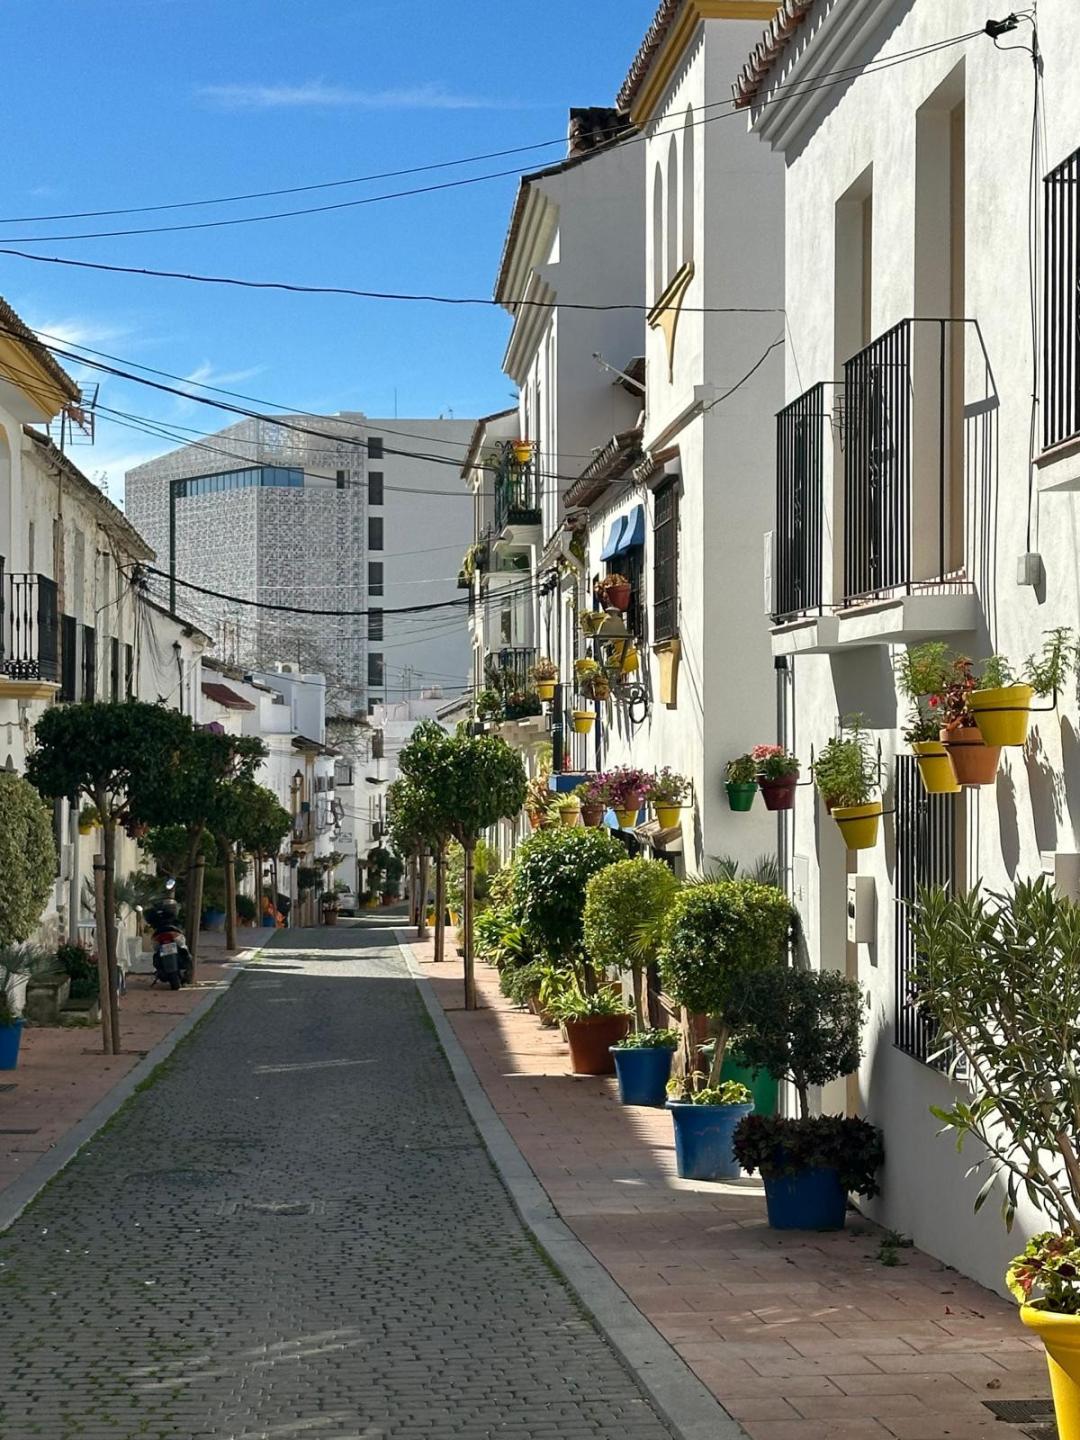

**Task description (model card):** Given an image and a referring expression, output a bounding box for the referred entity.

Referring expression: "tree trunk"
[417,851,430,941]
[463,837,476,1011]
[407,854,418,926]
[433,846,446,963]
[92,851,112,1055]
[222,837,237,953]
[101,817,121,1054]
[631,965,645,1032]
[706,1023,730,1087]
[184,823,205,964]
[189,853,206,984]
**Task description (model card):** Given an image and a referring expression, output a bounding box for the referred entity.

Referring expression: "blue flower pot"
[764,1165,847,1230]
[611,1046,675,1107]
[666,1100,753,1180]
[0,1019,25,1070]
[261,914,277,929]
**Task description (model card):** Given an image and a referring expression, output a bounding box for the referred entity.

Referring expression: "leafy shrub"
[583,858,679,1028]
[57,942,99,1001]
[1007,1233,1080,1314]
[732,1114,884,1198]
[549,984,629,1022]
[500,959,547,1008]
[0,772,57,946]
[235,894,258,924]
[813,715,877,808]
[666,1075,753,1106]
[612,1027,680,1050]
[511,827,625,974]
[475,904,532,970]
[447,839,501,913]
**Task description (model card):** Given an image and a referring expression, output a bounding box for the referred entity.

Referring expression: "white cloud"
[183,360,268,390]
[198,80,520,111]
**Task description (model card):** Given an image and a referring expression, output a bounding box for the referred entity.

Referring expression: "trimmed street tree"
[386,776,443,942]
[397,726,455,963]
[0,771,57,947]
[210,779,290,951]
[27,701,192,1052]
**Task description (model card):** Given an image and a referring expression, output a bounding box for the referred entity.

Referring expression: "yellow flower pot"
[535,679,557,702]
[912,740,960,795]
[1021,1305,1080,1440]
[654,804,681,829]
[832,801,882,850]
[512,441,534,464]
[969,684,1035,747]
[620,646,639,675]
[571,710,595,734]
[557,806,580,827]
[614,807,639,830]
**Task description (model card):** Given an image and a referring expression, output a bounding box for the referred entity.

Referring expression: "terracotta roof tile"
[732,0,813,108]
[201,681,255,711]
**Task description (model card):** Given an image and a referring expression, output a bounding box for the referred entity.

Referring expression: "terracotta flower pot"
[581,802,605,828]
[758,776,797,811]
[940,726,1001,786]
[557,806,580,828]
[565,1013,631,1075]
[912,740,961,795]
[604,581,631,612]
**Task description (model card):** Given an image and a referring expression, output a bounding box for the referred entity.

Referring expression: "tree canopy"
[512,827,625,970]
[398,721,526,846]
[0,772,57,946]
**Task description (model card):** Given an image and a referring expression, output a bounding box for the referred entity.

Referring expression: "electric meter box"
[846,874,876,944]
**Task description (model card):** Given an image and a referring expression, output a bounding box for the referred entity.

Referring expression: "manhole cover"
[216,1200,324,1217]
[985,1400,1056,1427]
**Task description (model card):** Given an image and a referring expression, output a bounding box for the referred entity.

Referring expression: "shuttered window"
[652,481,678,642]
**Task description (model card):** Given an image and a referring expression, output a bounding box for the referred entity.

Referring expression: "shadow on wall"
[1024,727,1062,857]
[830,648,897,731]
[1062,718,1080,849]
[996,763,1021,880]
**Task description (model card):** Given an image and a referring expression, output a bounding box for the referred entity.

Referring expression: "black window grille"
[1045,147,1080,450]
[367,437,383,459]
[124,643,134,698]
[368,561,383,596]
[60,615,78,701]
[368,516,383,551]
[774,383,826,620]
[610,544,646,641]
[368,471,384,506]
[110,637,121,700]
[652,481,678,642]
[894,754,958,1067]
[82,625,96,700]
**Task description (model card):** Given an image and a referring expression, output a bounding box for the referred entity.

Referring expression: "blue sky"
[0,0,654,500]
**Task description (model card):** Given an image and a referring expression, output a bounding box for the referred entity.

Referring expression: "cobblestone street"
[0,924,673,1440]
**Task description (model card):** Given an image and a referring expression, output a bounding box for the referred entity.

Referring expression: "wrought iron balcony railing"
[773,383,828,623]
[0,565,59,683]
[493,444,542,535]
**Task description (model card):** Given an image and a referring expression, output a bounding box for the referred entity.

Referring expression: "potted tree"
[725,754,757,812]
[605,767,654,830]
[651,767,689,829]
[932,655,1000,786]
[320,888,340,925]
[752,745,800,811]
[583,857,681,1105]
[731,967,883,1229]
[530,657,559,703]
[909,878,1080,1440]
[597,572,632,613]
[511,825,627,1073]
[658,879,795,1179]
[968,628,1076,748]
[813,715,882,848]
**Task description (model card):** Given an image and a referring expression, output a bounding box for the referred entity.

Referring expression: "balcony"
[0,567,59,688]
[493,443,542,538]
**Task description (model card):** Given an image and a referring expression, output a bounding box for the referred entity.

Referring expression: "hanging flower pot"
[571,710,595,734]
[940,726,1001,786]
[832,800,883,850]
[557,803,580,828]
[614,806,640,829]
[757,777,796,811]
[598,575,632,611]
[536,679,556,702]
[620,646,639,675]
[969,684,1035,748]
[654,803,681,829]
[725,781,757,812]
[579,610,606,636]
[912,740,961,795]
[512,439,534,465]
[581,801,605,828]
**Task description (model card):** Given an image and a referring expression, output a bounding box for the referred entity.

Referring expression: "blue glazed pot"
[666,1100,754,1180]
[261,914,277,929]
[0,1019,25,1071]
[764,1165,848,1230]
[611,1046,675,1107]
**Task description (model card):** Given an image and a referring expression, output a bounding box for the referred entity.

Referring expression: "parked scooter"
[145,879,193,991]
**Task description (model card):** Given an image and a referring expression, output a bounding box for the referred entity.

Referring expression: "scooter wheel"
[168,974,181,991]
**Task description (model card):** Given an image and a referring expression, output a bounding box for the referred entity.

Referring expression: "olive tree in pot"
[909,878,1080,1440]
[512,826,628,1073]
[731,968,883,1229]
[582,858,681,1104]
[658,879,795,1179]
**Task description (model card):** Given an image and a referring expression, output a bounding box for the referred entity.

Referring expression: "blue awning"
[620,504,645,552]
[599,516,628,560]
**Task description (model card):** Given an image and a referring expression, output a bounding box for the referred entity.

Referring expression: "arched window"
[666,135,679,285]
[652,163,665,301]
[682,107,695,267]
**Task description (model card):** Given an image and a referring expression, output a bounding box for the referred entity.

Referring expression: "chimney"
[567,106,632,158]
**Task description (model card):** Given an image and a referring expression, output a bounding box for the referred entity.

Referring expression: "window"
[367,436,384,460]
[1045,146,1080,448]
[60,615,77,702]
[368,471,384,506]
[682,107,695,267]
[82,625,96,700]
[612,546,645,642]
[368,561,384,596]
[367,652,384,686]
[124,643,134,698]
[652,164,664,301]
[368,516,383,551]
[336,469,346,490]
[894,755,959,1067]
[652,481,679,642]
[368,607,383,642]
[174,465,304,498]
[666,135,679,287]
[110,637,121,700]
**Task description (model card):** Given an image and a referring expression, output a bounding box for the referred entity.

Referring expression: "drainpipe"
[775,655,789,893]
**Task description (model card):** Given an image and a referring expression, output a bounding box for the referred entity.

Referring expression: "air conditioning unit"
[763,531,776,617]
[276,662,298,674]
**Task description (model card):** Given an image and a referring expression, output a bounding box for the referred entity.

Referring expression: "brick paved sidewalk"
[0,926,265,1200]
[411,936,1050,1440]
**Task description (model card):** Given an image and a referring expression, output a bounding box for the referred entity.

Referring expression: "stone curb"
[0,938,271,1235]
[399,933,748,1440]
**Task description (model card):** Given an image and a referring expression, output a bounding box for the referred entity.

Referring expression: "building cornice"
[621,0,781,125]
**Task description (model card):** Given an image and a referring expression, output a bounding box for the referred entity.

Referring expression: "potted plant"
[931,655,1000,785]
[320,888,339,925]
[752,745,800,811]
[0,951,31,1071]
[577,775,609,828]
[551,984,631,1074]
[650,767,689,829]
[579,610,606,638]
[813,715,881,848]
[609,1028,681,1107]
[571,709,596,734]
[894,642,963,793]
[505,690,542,721]
[512,438,534,465]
[605,767,654,829]
[969,628,1076,747]
[731,967,881,1229]
[658,879,795,1179]
[909,878,1080,1440]
[598,572,632,612]
[904,710,960,794]
[574,656,608,700]
[476,688,504,724]
[78,802,101,835]
[530,657,559,703]
[556,793,581,828]
[525,773,552,829]
[725,754,757,812]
